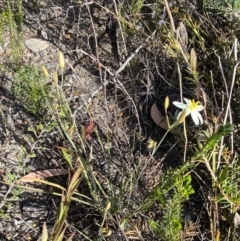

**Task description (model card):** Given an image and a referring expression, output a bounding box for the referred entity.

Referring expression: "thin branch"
[69,28,157,112]
[163,0,176,32]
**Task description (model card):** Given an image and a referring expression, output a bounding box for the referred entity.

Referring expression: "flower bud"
[106,202,111,211]
[178,110,187,123]
[59,51,65,69]
[53,72,58,84]
[164,96,169,110]
[42,65,49,77]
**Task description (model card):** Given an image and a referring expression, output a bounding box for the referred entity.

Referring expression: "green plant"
[12,65,50,117]
[0,146,28,220]
[148,164,195,241]
[204,0,240,34]
[0,0,23,57]
[117,0,153,36]
[0,10,7,44]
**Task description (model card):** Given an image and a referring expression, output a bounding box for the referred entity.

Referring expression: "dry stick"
[148,141,179,177]
[113,0,128,56]
[115,31,155,73]
[217,39,238,168]
[71,30,157,129]
[163,0,176,32]
[51,2,94,10]
[0,136,41,209]
[218,56,229,98]
[112,0,130,122]
[224,40,238,145]
[210,53,233,235]
[93,0,134,30]
[85,1,110,117]
[210,70,221,122]
[217,57,229,170]
[67,6,156,131]
[164,0,188,161]
[177,62,187,162]
[217,38,240,168]
[226,38,238,157]
[0,177,19,209]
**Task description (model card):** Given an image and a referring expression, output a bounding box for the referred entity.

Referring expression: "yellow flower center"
[189,100,200,111]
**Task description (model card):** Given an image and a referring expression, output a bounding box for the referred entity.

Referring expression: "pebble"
[25,38,49,53]
[20,200,49,219]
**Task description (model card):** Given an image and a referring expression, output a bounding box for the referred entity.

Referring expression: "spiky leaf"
[201,124,234,153]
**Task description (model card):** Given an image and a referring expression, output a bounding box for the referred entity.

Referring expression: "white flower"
[173,98,204,125]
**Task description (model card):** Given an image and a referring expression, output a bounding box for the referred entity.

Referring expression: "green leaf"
[148,219,160,233]
[218,164,229,183]
[201,123,234,153]
[62,148,73,169]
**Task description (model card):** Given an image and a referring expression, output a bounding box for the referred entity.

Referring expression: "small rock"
[41,30,48,40]
[25,38,49,53]
[20,200,49,219]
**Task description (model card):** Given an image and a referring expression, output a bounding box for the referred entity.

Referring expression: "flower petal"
[196,111,203,124]
[173,101,187,109]
[191,111,203,125]
[195,105,204,111]
[191,111,200,125]
[183,98,191,105]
